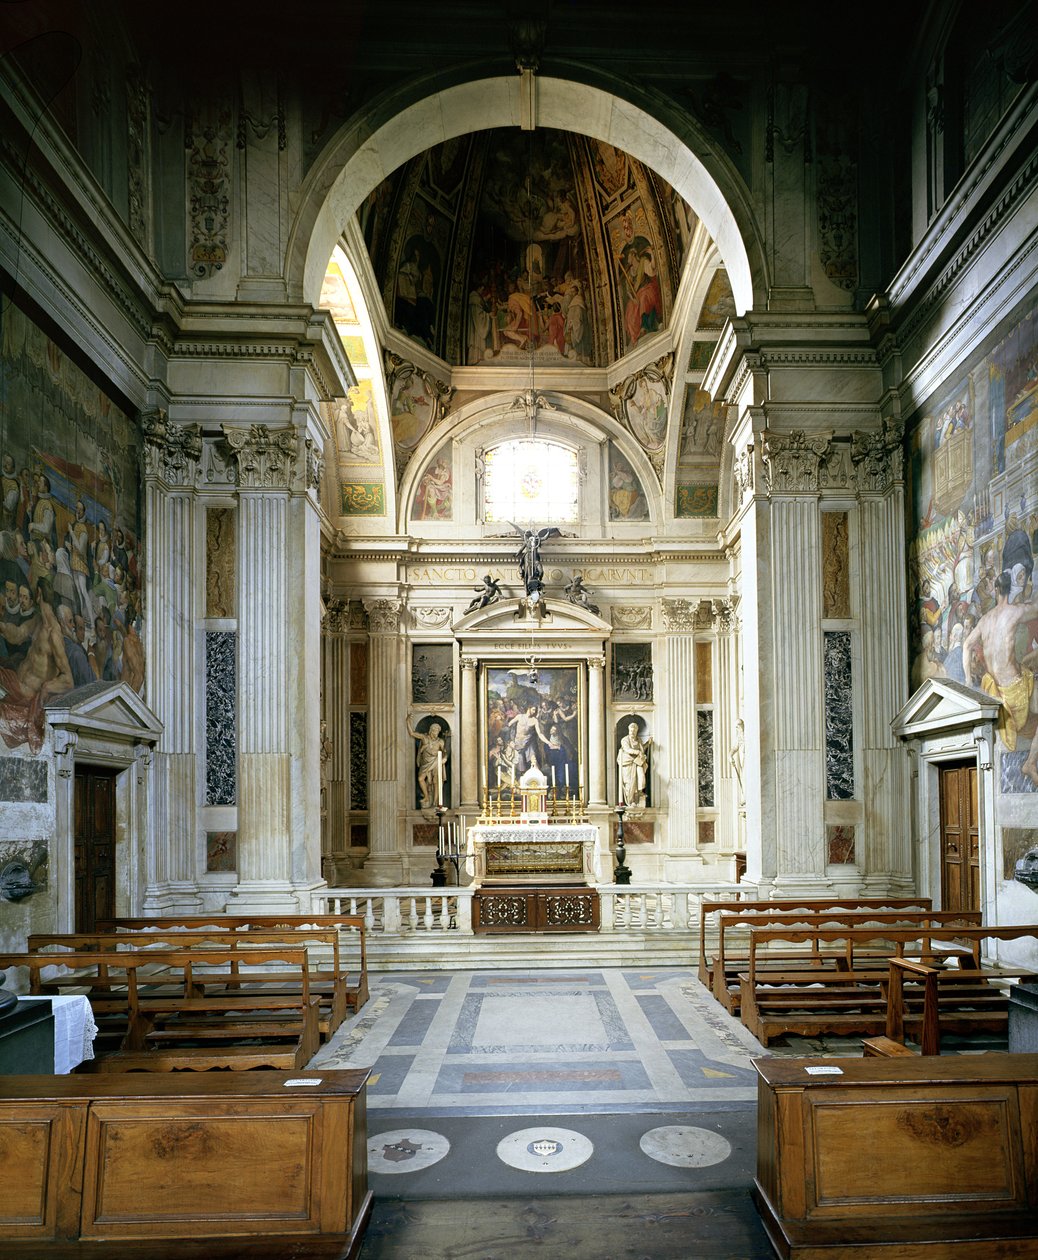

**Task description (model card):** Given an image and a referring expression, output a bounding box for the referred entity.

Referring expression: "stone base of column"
[858,873,918,898]
[770,873,838,898]
[141,883,204,916]
[359,854,406,886]
[663,854,706,881]
[225,879,306,914]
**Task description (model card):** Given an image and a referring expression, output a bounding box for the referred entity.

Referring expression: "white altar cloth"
[20,995,98,1073]
[468,823,602,885]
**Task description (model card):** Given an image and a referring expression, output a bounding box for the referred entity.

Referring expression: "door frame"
[892,677,1000,923]
[45,683,163,935]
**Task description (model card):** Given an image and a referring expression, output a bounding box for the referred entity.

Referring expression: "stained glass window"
[482,439,579,524]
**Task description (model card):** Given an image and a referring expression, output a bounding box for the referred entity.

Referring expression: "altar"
[468,823,603,886]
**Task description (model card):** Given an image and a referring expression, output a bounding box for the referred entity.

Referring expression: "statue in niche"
[564,571,599,615]
[406,714,448,810]
[617,720,652,807]
[730,718,745,806]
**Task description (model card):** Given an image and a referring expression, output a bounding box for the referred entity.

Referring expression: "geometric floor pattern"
[309,968,767,1115]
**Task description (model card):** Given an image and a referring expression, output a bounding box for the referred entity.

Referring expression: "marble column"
[758,429,836,893]
[141,413,204,914]
[460,654,479,808]
[587,654,606,806]
[224,424,301,912]
[322,599,351,882]
[661,600,704,878]
[714,599,742,855]
[363,597,405,885]
[854,426,913,893]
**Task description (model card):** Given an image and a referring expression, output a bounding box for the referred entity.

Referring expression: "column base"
[770,873,838,898]
[141,884,205,916]
[857,873,918,898]
[663,854,706,882]
[359,854,406,886]
[224,880,307,914]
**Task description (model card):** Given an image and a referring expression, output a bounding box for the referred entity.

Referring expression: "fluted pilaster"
[664,632,700,854]
[587,655,606,805]
[460,655,479,807]
[363,598,405,884]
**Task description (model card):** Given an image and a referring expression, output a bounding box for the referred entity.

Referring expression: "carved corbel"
[134,743,154,786]
[54,730,78,778]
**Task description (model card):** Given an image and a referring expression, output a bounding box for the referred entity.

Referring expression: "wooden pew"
[870,953,1038,1056]
[0,1069,372,1258]
[696,896,932,991]
[0,947,322,1070]
[711,908,981,1014]
[739,923,1038,1047]
[753,1053,1038,1258]
[98,913,369,1012]
[29,929,350,1040]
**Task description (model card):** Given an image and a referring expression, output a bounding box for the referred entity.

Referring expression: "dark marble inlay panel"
[350,712,368,810]
[826,824,855,864]
[0,757,47,802]
[206,830,236,872]
[698,819,715,845]
[697,709,714,807]
[205,631,236,805]
[823,630,854,800]
[350,823,369,848]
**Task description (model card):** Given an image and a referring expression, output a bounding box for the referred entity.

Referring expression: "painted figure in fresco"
[406,715,448,810]
[335,395,380,462]
[619,236,661,347]
[1002,511,1034,600]
[0,578,73,754]
[1,454,18,530]
[28,473,57,552]
[963,571,1038,787]
[617,721,652,807]
[466,573,501,613]
[56,603,93,688]
[413,456,452,521]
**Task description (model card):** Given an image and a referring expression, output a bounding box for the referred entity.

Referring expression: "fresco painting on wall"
[332,382,381,465]
[608,202,663,352]
[466,130,594,367]
[393,199,450,352]
[607,444,649,521]
[411,444,453,521]
[908,295,1038,794]
[696,270,736,329]
[0,301,143,755]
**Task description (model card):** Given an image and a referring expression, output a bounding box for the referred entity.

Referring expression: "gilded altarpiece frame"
[482,664,585,798]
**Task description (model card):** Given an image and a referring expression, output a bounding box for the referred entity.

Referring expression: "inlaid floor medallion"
[496,1126,594,1173]
[639,1124,732,1168]
[368,1128,450,1173]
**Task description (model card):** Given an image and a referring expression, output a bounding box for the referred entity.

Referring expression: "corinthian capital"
[363,597,403,634]
[141,409,202,486]
[761,429,846,495]
[851,416,905,493]
[223,424,299,488]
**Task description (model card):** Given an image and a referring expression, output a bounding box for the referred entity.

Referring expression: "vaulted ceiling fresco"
[360,128,697,368]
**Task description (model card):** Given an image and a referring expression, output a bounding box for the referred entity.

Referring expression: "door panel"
[939,760,980,913]
[74,770,117,933]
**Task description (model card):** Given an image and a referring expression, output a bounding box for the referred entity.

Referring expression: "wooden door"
[939,760,979,912]
[74,768,117,932]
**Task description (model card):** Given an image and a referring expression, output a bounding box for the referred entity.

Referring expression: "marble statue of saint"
[617,722,651,807]
[406,716,447,809]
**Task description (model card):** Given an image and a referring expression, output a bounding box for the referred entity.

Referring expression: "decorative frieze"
[223,425,298,489]
[141,410,202,485]
[187,101,232,279]
[411,606,453,629]
[610,605,652,630]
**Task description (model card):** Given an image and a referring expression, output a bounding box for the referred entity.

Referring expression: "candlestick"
[551,765,556,788]
[497,766,502,788]
[564,763,569,788]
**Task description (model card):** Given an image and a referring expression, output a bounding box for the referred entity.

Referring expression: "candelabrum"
[431,806,462,897]
[613,803,632,885]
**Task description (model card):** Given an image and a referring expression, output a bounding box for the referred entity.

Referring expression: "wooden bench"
[754,1053,1038,1258]
[29,929,351,1040]
[871,953,1038,1055]
[0,947,322,1070]
[98,913,369,1013]
[739,923,1038,1047]
[711,908,980,1014]
[0,1069,371,1258]
[696,896,932,991]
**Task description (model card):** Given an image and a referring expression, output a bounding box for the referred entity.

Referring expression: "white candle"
[511,767,515,787]
[551,766,556,788]
[437,750,443,806]
[438,823,444,852]
[497,766,502,788]
[565,764,569,788]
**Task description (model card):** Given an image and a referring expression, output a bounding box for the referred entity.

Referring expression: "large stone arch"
[287,75,764,315]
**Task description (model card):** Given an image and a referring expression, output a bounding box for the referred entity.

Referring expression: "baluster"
[423,897,434,931]
[382,895,401,936]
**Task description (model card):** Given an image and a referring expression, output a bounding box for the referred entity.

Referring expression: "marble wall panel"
[206,830,236,872]
[412,643,453,704]
[823,630,854,800]
[826,824,856,864]
[412,823,440,847]
[350,642,368,704]
[695,641,712,704]
[349,712,368,810]
[698,819,716,845]
[0,757,47,802]
[205,507,235,617]
[350,823,369,848]
[697,709,714,807]
[613,819,654,844]
[821,511,850,618]
[205,631,237,805]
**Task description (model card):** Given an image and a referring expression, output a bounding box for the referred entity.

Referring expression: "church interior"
[1,0,1038,1255]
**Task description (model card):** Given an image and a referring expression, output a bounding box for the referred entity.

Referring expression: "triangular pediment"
[891,677,1001,740]
[45,682,163,743]
[455,595,610,635]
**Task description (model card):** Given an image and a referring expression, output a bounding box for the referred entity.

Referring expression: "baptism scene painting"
[362,130,693,370]
[0,298,144,755]
[907,294,1038,794]
[483,664,582,799]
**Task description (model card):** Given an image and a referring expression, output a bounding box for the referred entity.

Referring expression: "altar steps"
[366,930,694,972]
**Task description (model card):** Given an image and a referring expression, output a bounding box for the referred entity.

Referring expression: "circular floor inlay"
[368,1128,450,1174]
[497,1126,593,1173]
[639,1125,732,1168]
